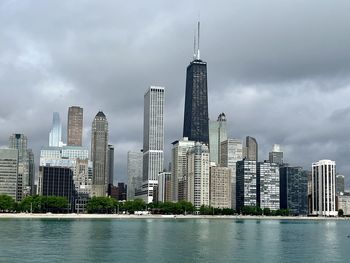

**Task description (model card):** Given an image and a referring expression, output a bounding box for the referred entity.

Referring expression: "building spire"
[197,21,200,60]
[193,21,201,60]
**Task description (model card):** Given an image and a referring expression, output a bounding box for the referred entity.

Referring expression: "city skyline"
[1,1,350,188]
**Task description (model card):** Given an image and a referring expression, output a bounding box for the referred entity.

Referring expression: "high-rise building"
[171,137,195,202]
[311,160,337,216]
[0,149,18,200]
[117,182,127,201]
[268,144,283,165]
[257,162,280,211]
[245,136,258,161]
[40,166,75,211]
[220,138,243,209]
[41,146,89,160]
[279,166,308,215]
[67,106,83,146]
[127,151,143,201]
[9,133,27,161]
[236,160,257,211]
[9,133,34,199]
[210,166,231,209]
[139,86,164,203]
[157,172,172,203]
[338,194,350,216]
[49,112,64,147]
[39,146,92,212]
[73,158,93,213]
[209,113,227,164]
[107,145,115,195]
[183,22,209,145]
[336,174,345,195]
[187,142,210,209]
[91,111,109,197]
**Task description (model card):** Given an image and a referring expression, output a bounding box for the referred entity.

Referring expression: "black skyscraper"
[183,22,209,144]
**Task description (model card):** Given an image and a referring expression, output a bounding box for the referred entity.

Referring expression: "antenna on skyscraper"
[196,21,200,60]
[193,28,197,60]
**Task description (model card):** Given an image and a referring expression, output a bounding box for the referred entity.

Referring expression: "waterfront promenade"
[0,213,349,220]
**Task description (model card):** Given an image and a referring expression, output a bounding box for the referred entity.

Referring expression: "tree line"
[0,194,69,213]
[5,194,343,216]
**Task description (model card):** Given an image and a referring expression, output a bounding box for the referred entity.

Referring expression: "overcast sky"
[1,0,350,188]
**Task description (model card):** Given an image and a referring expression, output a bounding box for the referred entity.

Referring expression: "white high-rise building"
[139,86,165,203]
[127,151,143,201]
[220,138,243,209]
[171,137,195,202]
[49,112,64,147]
[311,160,337,216]
[258,162,280,210]
[209,113,227,164]
[187,142,210,209]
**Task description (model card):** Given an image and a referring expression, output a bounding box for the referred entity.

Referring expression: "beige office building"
[91,111,109,197]
[67,106,83,146]
[0,149,18,200]
[171,137,195,202]
[210,166,231,208]
[187,142,210,209]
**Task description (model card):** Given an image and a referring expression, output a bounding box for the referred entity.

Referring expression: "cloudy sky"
[1,0,350,188]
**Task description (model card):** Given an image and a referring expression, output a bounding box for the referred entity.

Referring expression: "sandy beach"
[0,213,349,220]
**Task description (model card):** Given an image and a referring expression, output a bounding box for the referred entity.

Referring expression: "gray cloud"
[1,0,350,188]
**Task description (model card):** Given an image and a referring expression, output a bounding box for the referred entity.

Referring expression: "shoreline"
[0,213,349,220]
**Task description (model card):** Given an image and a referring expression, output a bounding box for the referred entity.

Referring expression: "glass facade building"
[268,144,283,165]
[257,162,280,210]
[279,166,308,215]
[245,136,258,161]
[209,113,227,164]
[336,174,345,194]
[183,59,209,145]
[236,160,257,211]
[40,166,75,211]
[49,112,63,147]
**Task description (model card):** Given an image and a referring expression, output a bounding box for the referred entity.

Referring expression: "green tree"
[87,197,117,214]
[178,201,195,214]
[0,195,15,212]
[263,208,271,216]
[199,205,213,215]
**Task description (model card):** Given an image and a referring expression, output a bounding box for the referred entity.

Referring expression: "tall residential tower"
[67,106,83,146]
[140,86,165,203]
[49,112,64,147]
[209,113,227,164]
[91,111,109,197]
[183,22,209,145]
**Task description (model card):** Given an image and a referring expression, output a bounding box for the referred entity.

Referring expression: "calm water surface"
[0,219,349,262]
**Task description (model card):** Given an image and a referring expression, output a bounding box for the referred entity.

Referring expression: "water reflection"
[0,219,349,263]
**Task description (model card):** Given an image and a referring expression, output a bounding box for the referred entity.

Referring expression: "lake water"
[0,219,349,262]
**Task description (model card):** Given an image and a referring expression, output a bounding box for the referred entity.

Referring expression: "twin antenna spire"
[193,21,201,60]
